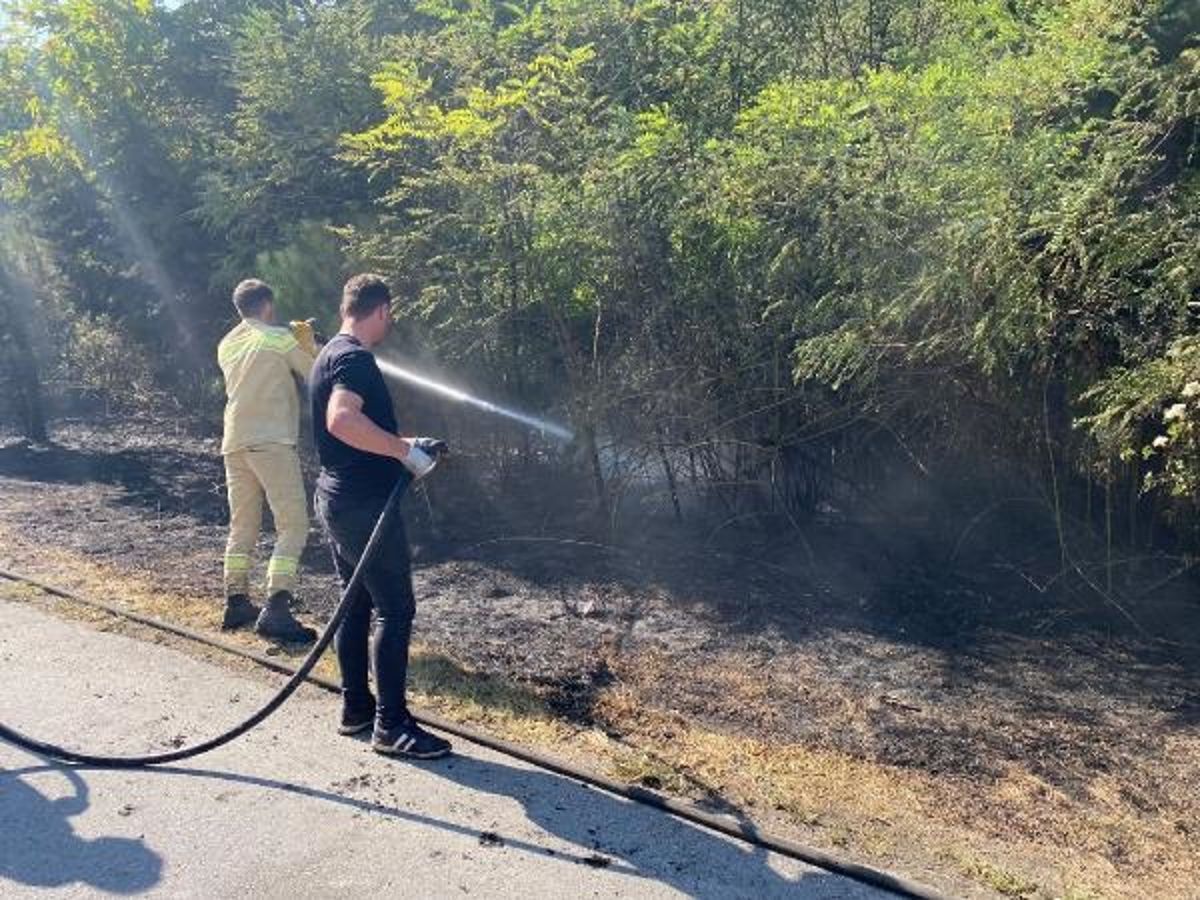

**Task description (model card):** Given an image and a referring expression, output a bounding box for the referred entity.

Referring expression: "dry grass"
[1,524,1195,898]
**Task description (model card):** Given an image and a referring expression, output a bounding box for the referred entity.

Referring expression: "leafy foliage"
[0,0,1197,551]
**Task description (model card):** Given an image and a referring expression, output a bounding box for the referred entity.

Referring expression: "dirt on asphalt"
[1,417,1198,899]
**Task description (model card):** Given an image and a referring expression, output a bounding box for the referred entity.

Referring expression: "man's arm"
[326,387,415,462]
[283,320,321,378]
[286,343,316,379]
[285,321,317,378]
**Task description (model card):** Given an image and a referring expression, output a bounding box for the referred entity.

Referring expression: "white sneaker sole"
[371,737,451,760]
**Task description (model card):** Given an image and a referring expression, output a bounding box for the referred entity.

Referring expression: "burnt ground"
[2,417,1199,896]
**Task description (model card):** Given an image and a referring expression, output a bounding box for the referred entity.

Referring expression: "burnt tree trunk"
[0,269,49,443]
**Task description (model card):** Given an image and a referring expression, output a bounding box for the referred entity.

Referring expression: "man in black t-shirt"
[310,273,451,759]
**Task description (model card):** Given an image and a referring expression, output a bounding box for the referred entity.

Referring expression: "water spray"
[375,359,574,442]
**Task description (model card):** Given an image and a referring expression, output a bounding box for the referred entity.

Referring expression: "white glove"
[401,443,436,479]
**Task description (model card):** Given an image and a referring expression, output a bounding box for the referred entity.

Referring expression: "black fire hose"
[0,478,407,768]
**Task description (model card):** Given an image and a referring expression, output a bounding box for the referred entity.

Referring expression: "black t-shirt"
[310,334,408,498]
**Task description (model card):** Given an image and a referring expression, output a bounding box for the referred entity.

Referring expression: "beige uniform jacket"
[217,319,315,454]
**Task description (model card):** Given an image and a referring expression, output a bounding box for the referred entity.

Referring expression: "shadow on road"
[2,756,868,899]
[424,751,862,899]
[0,765,162,895]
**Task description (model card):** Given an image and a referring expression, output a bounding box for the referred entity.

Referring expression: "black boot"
[254,591,317,644]
[221,594,260,631]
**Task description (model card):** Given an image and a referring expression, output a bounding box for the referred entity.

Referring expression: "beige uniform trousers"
[223,443,308,596]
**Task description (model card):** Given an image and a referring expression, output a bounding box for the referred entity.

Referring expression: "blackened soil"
[1,418,1199,845]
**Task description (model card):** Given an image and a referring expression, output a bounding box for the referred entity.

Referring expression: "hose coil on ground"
[0,480,407,767]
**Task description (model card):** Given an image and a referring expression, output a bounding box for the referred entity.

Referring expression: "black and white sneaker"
[338,696,376,736]
[372,718,452,759]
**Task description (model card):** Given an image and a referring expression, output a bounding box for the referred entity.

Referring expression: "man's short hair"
[232,279,274,318]
[340,273,392,320]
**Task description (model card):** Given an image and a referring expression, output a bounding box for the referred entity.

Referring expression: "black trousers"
[315,487,415,729]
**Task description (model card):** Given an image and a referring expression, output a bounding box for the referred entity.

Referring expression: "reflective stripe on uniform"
[266,556,299,576]
[218,327,299,369]
[217,331,260,368]
[224,553,251,571]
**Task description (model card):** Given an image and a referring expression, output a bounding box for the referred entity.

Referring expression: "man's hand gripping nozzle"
[402,437,449,480]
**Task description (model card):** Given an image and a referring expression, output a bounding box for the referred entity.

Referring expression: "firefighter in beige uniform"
[217,278,319,643]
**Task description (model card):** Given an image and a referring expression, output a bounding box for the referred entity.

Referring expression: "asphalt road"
[0,598,893,899]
